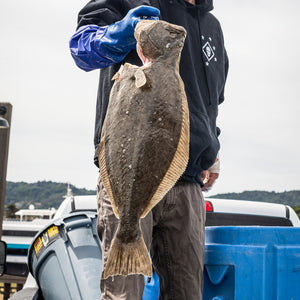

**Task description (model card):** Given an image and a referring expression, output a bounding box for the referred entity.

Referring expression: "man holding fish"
[70,0,228,299]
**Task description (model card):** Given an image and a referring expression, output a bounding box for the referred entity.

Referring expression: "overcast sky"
[0,0,299,196]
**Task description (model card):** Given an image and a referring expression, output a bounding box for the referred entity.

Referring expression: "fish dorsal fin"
[135,69,150,88]
[112,65,124,82]
[98,129,120,219]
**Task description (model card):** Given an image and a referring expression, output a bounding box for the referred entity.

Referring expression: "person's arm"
[69,5,159,71]
[218,49,229,104]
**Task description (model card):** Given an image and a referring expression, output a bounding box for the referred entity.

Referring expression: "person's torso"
[84,0,227,183]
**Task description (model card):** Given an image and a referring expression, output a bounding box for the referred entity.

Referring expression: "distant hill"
[5,181,96,209]
[4,181,300,209]
[209,190,300,206]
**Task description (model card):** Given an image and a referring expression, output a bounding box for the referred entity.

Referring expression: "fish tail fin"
[103,234,152,279]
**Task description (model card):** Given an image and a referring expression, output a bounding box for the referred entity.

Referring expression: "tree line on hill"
[5,181,96,209]
[4,181,300,214]
[209,190,300,207]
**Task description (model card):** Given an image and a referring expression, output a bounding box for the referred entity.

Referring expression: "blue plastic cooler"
[204,226,300,300]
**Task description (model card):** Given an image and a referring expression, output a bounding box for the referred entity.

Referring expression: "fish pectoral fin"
[134,69,150,88]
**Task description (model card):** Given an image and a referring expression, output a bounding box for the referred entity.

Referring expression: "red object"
[205,201,213,212]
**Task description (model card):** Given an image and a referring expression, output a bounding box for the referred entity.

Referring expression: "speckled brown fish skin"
[99,20,189,278]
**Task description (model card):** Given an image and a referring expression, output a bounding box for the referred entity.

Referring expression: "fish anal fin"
[103,234,152,279]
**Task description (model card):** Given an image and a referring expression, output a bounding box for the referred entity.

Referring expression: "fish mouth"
[135,20,155,66]
[136,43,152,66]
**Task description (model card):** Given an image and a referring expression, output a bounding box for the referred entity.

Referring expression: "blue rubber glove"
[70,6,160,71]
[103,6,160,54]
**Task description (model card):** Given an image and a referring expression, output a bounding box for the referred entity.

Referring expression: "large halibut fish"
[99,20,189,279]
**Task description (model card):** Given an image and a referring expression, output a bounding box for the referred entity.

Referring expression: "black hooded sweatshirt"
[77,0,229,184]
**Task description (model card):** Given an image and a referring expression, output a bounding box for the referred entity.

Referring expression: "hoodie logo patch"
[203,42,214,61]
[202,36,218,66]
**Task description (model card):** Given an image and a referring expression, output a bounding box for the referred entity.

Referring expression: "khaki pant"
[97,176,206,300]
